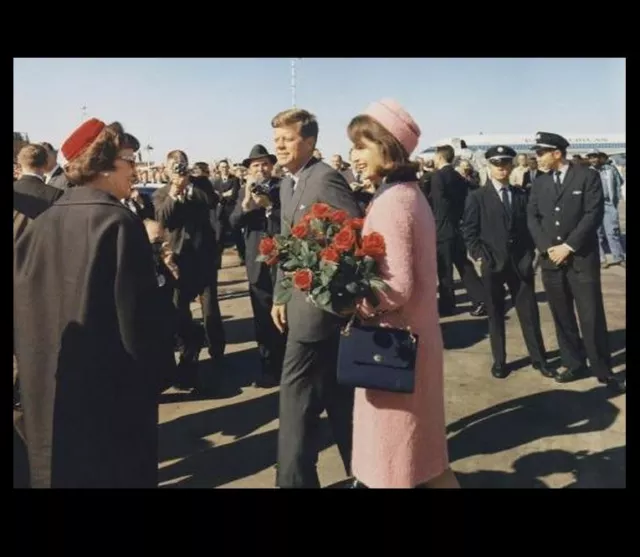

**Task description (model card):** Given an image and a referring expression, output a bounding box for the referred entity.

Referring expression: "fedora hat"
[243,144,277,168]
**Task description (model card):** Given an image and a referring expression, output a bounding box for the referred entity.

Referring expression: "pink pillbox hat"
[364,98,421,156]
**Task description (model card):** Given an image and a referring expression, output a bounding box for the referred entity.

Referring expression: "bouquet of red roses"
[256,202,388,316]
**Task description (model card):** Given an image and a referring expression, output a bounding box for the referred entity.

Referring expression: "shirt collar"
[21,172,44,181]
[491,178,510,194]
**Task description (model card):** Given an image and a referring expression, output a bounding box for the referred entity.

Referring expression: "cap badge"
[497,146,504,153]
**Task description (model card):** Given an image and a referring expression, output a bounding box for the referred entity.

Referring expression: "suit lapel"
[486,181,511,229]
[288,172,310,224]
[553,164,576,204]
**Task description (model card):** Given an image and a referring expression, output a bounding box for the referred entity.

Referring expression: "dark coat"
[13,187,172,488]
[527,163,604,273]
[229,177,282,287]
[462,182,535,278]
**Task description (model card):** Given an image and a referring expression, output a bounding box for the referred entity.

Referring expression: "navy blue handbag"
[337,316,418,394]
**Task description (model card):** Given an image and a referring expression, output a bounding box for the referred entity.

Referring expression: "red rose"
[259,237,276,256]
[320,246,340,263]
[302,213,313,223]
[349,218,364,230]
[293,268,314,291]
[360,232,386,258]
[333,225,356,252]
[311,203,332,219]
[330,210,348,225]
[291,221,310,239]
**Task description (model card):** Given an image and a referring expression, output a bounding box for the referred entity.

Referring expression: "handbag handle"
[341,310,417,345]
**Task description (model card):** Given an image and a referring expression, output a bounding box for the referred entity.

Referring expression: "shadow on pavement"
[159,413,333,488]
[456,445,625,488]
[441,318,490,350]
[447,385,623,464]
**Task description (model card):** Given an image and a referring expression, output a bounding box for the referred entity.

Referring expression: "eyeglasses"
[118,154,137,166]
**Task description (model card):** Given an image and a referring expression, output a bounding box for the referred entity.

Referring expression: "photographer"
[230,144,283,387]
[153,150,226,391]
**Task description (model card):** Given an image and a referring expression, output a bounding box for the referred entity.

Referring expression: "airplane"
[420,133,626,165]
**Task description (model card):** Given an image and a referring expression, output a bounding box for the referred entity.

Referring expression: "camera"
[172,162,189,177]
[251,182,271,196]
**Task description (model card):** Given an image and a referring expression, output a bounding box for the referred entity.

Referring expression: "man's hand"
[271,304,287,334]
[251,192,272,209]
[169,175,188,198]
[547,244,572,265]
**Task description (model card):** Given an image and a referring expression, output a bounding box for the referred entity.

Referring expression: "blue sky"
[14,57,625,165]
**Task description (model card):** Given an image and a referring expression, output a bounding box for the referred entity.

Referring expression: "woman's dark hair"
[65,122,140,186]
[347,114,419,179]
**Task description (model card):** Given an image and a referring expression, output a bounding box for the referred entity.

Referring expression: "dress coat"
[13,187,172,488]
[352,179,449,488]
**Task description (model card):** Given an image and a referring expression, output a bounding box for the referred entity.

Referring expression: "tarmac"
[158,202,627,489]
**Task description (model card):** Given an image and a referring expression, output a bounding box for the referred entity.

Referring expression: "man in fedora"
[230,144,285,387]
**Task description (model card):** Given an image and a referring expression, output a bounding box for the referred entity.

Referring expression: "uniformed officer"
[527,132,625,393]
[462,145,553,379]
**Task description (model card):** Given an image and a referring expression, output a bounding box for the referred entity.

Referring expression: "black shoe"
[599,373,626,394]
[555,366,588,383]
[532,361,557,378]
[254,373,279,388]
[491,363,509,379]
[470,303,487,317]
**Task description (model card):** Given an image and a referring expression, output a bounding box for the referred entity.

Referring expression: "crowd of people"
[13,99,626,488]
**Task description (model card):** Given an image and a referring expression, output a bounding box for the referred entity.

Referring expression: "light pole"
[81,104,87,121]
[291,58,301,107]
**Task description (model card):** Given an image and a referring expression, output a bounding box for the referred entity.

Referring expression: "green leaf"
[363,256,376,274]
[314,290,332,307]
[312,285,325,297]
[369,277,389,291]
[366,290,380,308]
[274,288,292,305]
[345,281,360,295]
[282,259,300,271]
[300,241,310,257]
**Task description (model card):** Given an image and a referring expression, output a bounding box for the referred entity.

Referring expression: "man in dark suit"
[521,157,544,191]
[230,144,285,388]
[527,132,625,393]
[212,159,244,263]
[14,144,63,239]
[123,187,155,220]
[431,144,486,316]
[270,108,362,488]
[40,142,74,190]
[462,146,553,380]
[154,150,226,390]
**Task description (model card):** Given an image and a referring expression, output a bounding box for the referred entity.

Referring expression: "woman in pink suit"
[347,99,459,488]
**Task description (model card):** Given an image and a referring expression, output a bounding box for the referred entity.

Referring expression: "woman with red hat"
[348,100,459,488]
[13,119,174,488]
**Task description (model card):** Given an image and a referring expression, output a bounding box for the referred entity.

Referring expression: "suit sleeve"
[229,185,249,230]
[114,217,173,395]
[565,170,605,252]
[273,184,287,304]
[429,171,448,218]
[360,191,414,314]
[319,170,363,218]
[154,189,185,231]
[461,191,484,260]
[526,178,550,253]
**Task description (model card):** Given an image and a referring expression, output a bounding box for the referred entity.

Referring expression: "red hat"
[60,118,106,162]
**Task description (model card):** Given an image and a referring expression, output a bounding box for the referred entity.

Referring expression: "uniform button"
[555,207,560,211]
[557,236,562,240]
[555,221,560,225]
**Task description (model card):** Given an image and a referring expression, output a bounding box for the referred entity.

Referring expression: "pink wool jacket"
[351,182,449,488]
